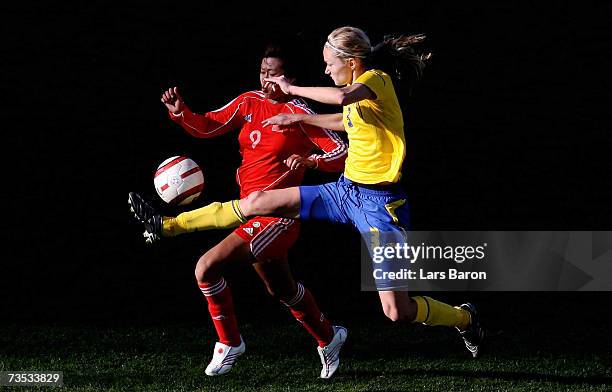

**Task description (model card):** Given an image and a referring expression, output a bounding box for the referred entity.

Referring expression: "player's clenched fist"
[161,87,184,115]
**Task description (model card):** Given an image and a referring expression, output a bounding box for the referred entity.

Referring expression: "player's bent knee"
[194,261,207,285]
[194,253,220,284]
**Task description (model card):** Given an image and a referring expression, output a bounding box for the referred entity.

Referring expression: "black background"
[2,2,610,324]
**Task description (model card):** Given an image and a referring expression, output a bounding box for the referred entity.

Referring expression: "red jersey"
[170,91,347,197]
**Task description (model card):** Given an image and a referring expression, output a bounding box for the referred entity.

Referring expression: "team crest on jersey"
[243,227,254,236]
[252,222,261,228]
[244,114,252,122]
[346,108,354,127]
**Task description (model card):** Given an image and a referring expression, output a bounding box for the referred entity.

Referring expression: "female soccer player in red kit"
[135,44,348,378]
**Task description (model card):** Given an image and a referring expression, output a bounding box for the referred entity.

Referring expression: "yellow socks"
[413,296,471,331]
[162,200,246,237]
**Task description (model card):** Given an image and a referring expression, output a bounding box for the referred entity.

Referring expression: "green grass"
[1,318,610,392]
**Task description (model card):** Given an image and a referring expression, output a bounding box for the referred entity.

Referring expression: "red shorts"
[234,216,300,261]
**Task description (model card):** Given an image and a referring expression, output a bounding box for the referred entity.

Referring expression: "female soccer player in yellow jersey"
[130,26,484,359]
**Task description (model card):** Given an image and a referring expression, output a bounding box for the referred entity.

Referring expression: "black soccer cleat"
[128,192,163,244]
[458,303,485,358]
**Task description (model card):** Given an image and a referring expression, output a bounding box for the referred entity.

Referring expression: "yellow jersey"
[342,69,405,184]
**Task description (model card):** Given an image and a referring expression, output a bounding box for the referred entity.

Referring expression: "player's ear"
[348,58,357,70]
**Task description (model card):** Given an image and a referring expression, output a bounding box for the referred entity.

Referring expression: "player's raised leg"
[166,187,301,235]
[195,233,252,376]
[238,187,302,218]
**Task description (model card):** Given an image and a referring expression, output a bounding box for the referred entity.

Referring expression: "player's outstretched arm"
[161,87,185,115]
[262,113,344,132]
[165,91,246,138]
[264,76,375,106]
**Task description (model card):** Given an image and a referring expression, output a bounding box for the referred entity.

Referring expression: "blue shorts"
[299,175,410,290]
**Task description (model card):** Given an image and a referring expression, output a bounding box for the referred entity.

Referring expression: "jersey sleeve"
[289,102,347,172]
[300,122,347,172]
[354,69,388,101]
[169,94,247,138]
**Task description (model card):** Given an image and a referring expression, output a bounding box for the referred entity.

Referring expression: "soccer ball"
[153,156,204,205]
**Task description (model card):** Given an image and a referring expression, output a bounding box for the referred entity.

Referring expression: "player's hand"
[263,76,294,95]
[284,154,316,170]
[161,87,185,115]
[261,113,303,128]
[262,80,279,96]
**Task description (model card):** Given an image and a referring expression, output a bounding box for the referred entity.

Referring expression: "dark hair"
[261,42,302,80]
